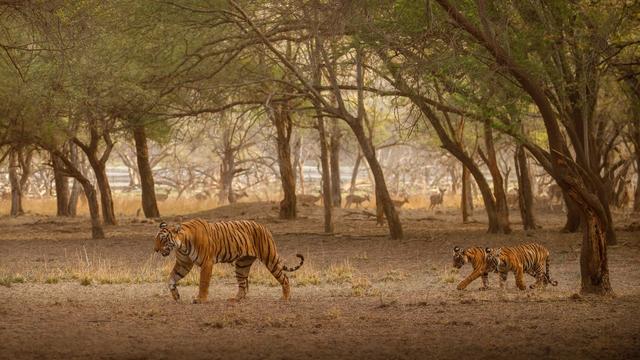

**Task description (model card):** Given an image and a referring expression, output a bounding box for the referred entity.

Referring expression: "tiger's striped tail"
[283,254,304,272]
[545,259,558,286]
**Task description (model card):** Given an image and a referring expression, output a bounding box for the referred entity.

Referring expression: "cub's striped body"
[154,218,304,303]
[486,243,558,290]
[453,246,496,290]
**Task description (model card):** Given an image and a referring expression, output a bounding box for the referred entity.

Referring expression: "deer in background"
[429,188,446,210]
[156,188,172,202]
[392,196,410,209]
[297,194,321,206]
[345,194,370,208]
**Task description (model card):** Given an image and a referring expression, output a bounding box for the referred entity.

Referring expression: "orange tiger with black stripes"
[486,243,558,290]
[453,243,558,290]
[154,218,304,303]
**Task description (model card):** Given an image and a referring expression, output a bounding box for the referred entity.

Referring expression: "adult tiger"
[154,218,304,303]
[452,246,496,290]
[486,243,558,290]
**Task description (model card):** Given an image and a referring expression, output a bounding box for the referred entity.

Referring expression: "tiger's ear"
[485,247,492,253]
[159,222,167,229]
[454,246,461,253]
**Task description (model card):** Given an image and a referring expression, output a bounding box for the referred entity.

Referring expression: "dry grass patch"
[440,267,459,284]
[325,260,354,284]
[380,269,408,282]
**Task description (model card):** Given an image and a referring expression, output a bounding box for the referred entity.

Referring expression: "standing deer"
[391,196,410,208]
[297,194,321,206]
[345,194,370,208]
[429,188,446,210]
[156,188,172,202]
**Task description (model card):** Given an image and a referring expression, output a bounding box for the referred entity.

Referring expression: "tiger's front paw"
[456,284,465,290]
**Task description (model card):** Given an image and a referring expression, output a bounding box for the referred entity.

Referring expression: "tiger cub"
[452,246,496,290]
[486,243,558,290]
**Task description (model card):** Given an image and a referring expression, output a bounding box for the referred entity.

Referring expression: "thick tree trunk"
[273,103,297,219]
[562,194,581,232]
[515,145,537,230]
[52,152,71,216]
[133,125,160,218]
[351,122,403,239]
[579,210,612,294]
[93,164,117,225]
[9,150,24,216]
[317,117,333,233]
[329,124,342,207]
[461,164,473,223]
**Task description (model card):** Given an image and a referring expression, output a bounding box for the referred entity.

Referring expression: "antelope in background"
[429,188,446,210]
[345,194,370,208]
[155,188,172,202]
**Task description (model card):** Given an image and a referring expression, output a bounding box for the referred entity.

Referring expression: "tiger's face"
[453,246,467,268]
[154,222,180,257]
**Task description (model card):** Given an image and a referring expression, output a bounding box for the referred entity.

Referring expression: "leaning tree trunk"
[317,116,333,233]
[133,125,160,218]
[329,124,342,207]
[515,145,537,230]
[562,193,581,232]
[349,152,363,196]
[461,164,473,223]
[92,164,117,225]
[273,103,297,219]
[9,150,24,216]
[350,122,403,239]
[52,152,70,216]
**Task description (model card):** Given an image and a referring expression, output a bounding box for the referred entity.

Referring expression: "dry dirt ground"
[1,202,639,360]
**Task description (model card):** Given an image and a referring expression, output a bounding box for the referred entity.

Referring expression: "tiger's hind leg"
[265,259,291,300]
[529,264,546,289]
[232,256,256,301]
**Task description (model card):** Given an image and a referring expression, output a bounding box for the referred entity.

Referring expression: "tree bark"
[50,150,104,239]
[133,125,160,218]
[93,163,117,225]
[635,156,640,213]
[67,144,81,217]
[349,152,363,196]
[52,151,71,216]
[350,122,403,239]
[317,116,333,233]
[515,145,537,230]
[329,124,342,207]
[461,164,473,223]
[9,149,24,216]
[272,102,297,219]
[479,119,511,233]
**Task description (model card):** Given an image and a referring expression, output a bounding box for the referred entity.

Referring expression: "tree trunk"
[562,194,581,232]
[515,145,537,230]
[317,116,333,233]
[461,164,473,222]
[79,178,104,239]
[219,149,235,205]
[93,164,117,225]
[133,125,160,218]
[329,124,342,207]
[349,152,362,196]
[292,135,304,195]
[67,144,81,217]
[350,122,403,239]
[480,119,511,234]
[635,156,640,213]
[273,103,297,219]
[52,151,71,216]
[9,150,24,216]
